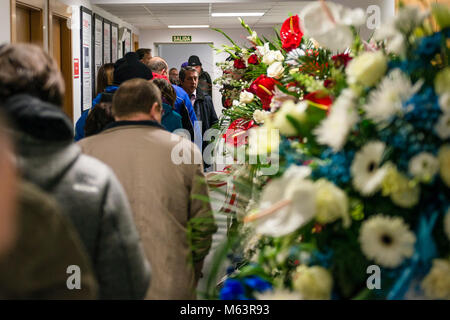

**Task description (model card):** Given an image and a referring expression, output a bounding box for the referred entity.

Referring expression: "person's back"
[0,44,151,300]
[78,79,217,299]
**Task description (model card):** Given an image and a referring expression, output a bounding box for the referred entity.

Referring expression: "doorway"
[12,1,44,46]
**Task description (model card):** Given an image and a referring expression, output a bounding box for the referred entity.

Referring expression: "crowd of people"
[0,43,219,299]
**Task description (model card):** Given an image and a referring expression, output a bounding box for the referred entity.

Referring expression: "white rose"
[267,61,285,79]
[262,50,284,65]
[239,91,254,104]
[273,100,308,136]
[315,179,351,228]
[438,144,450,187]
[253,109,270,124]
[292,265,333,300]
[346,51,388,87]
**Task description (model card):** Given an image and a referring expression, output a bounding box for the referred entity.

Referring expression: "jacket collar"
[194,88,205,101]
[104,120,164,131]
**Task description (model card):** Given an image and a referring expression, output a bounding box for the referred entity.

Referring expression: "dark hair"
[136,48,152,60]
[112,78,162,118]
[179,66,198,83]
[0,43,64,106]
[148,58,168,73]
[96,63,114,96]
[152,78,176,107]
[84,102,114,137]
[169,67,178,74]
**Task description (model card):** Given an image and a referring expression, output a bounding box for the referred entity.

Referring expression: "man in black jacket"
[180,67,218,170]
[187,55,213,97]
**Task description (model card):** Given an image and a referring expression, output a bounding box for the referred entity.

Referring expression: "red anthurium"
[248,75,278,110]
[223,118,256,147]
[280,15,303,52]
[332,53,352,68]
[248,54,259,65]
[233,59,246,69]
[304,91,333,111]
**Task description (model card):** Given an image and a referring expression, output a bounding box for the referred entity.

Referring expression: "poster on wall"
[111,23,119,63]
[93,14,103,96]
[103,19,111,64]
[80,7,92,112]
[124,28,132,55]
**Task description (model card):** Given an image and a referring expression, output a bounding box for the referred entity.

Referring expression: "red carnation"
[248,54,259,65]
[280,15,303,52]
[248,75,278,110]
[332,53,352,68]
[233,59,246,69]
[223,118,256,147]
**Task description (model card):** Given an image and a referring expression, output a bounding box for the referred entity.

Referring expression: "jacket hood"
[1,94,81,189]
[2,94,74,141]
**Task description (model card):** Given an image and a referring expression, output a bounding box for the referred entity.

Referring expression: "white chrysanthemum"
[273,100,308,136]
[255,289,303,300]
[438,145,450,187]
[267,61,285,79]
[408,152,439,183]
[363,69,422,124]
[252,166,316,237]
[373,22,405,56]
[346,51,387,87]
[351,141,388,196]
[435,113,450,140]
[439,93,450,113]
[421,258,450,300]
[314,179,351,228]
[252,109,270,124]
[292,265,333,300]
[314,89,358,151]
[444,208,450,241]
[359,215,416,268]
[239,91,254,104]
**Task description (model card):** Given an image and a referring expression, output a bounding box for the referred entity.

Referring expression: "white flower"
[395,6,429,34]
[247,31,258,43]
[300,1,365,52]
[253,109,270,124]
[255,289,303,300]
[314,89,358,151]
[382,164,421,208]
[292,265,333,300]
[408,152,439,183]
[267,61,285,79]
[248,125,280,156]
[351,141,388,196]
[435,67,450,95]
[239,91,254,104]
[232,99,241,107]
[439,93,450,113]
[252,166,316,237]
[359,215,416,268]
[438,144,450,187]
[314,179,351,228]
[363,69,422,124]
[435,113,450,140]
[444,208,450,241]
[346,51,387,88]
[374,23,405,56]
[256,42,271,57]
[421,258,450,300]
[273,100,308,136]
[269,86,297,112]
[262,50,284,66]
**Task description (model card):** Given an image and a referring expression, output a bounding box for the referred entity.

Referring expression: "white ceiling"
[94,0,313,29]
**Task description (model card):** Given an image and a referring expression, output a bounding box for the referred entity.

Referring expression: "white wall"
[0,0,10,44]
[139,27,276,117]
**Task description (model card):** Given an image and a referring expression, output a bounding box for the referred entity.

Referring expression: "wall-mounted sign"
[172,35,192,43]
[80,6,92,112]
[73,58,80,79]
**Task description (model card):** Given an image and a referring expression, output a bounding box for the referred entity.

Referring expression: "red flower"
[248,54,259,65]
[224,98,232,108]
[304,91,333,111]
[223,118,256,147]
[280,15,303,52]
[324,79,336,88]
[233,59,246,69]
[248,75,278,110]
[332,53,352,68]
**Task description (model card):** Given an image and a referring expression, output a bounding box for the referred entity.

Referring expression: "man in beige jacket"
[78,79,216,299]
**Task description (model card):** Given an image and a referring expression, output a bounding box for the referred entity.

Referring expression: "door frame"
[10,0,45,44]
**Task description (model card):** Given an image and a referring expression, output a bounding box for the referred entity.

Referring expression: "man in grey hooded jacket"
[0,43,151,299]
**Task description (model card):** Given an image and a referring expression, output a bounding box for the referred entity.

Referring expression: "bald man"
[148,57,202,150]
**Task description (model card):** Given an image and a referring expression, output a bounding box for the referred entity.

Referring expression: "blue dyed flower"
[416,32,443,57]
[242,276,272,293]
[219,279,246,300]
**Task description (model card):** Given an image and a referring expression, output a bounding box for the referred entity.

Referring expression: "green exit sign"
[172,35,192,43]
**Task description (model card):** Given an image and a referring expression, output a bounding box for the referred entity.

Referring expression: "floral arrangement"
[206,1,450,301]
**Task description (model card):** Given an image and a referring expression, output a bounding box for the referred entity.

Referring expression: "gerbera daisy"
[408,152,439,183]
[351,141,388,196]
[359,215,416,268]
[435,113,450,140]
